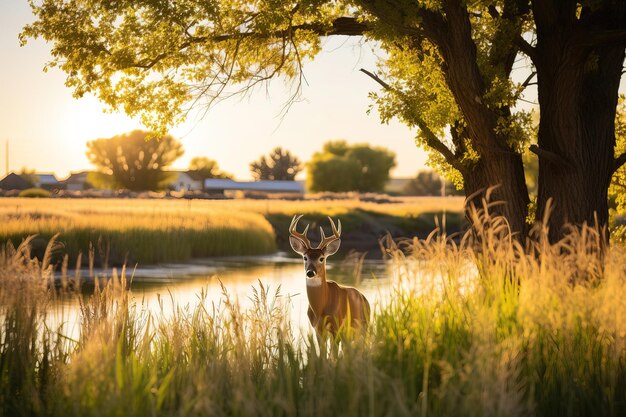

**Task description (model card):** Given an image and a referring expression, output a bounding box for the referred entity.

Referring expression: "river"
[53,253,396,338]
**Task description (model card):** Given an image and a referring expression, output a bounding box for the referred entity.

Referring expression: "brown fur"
[297,247,371,336]
[289,215,371,337]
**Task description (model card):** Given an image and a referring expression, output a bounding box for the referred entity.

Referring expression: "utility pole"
[441,176,447,234]
[4,140,8,176]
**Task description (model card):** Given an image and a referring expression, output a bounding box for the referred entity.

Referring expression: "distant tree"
[18,167,37,186]
[250,147,302,181]
[86,130,183,191]
[308,141,396,193]
[307,155,361,193]
[189,157,232,180]
[347,145,396,193]
[404,171,442,196]
[85,172,116,190]
[403,171,462,196]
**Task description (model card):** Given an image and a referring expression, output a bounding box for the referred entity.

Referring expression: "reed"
[0,197,463,264]
[0,199,277,264]
[0,208,623,417]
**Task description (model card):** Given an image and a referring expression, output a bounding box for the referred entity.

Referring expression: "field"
[1,214,624,417]
[0,197,465,265]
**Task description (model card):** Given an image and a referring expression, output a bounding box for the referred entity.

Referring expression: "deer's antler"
[317,216,342,249]
[289,214,312,249]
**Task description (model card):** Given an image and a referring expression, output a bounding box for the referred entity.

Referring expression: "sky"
[0,1,430,181]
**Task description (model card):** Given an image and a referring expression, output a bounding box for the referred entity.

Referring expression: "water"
[56,252,393,338]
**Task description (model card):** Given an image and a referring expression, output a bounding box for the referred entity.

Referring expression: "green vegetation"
[0,197,464,264]
[403,171,463,196]
[17,188,51,198]
[308,141,396,193]
[86,130,184,191]
[1,213,623,417]
[0,199,276,264]
[188,156,233,180]
[250,147,302,181]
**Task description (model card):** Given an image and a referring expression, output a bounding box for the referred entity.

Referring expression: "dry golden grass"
[0,198,280,263]
[0,196,464,217]
[0,197,464,264]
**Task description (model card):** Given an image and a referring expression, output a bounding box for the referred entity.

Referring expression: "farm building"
[0,172,31,190]
[170,171,204,191]
[61,171,94,191]
[204,179,304,195]
[32,173,60,190]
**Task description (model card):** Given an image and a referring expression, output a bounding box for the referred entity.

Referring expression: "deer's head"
[289,215,341,283]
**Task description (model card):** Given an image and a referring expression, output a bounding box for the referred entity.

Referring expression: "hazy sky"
[1,1,431,180]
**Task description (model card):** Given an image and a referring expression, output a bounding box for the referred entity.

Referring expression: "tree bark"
[533,4,625,242]
[434,0,530,240]
[462,151,530,239]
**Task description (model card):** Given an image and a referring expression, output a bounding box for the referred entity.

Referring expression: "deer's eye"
[319,257,325,262]
[303,256,308,261]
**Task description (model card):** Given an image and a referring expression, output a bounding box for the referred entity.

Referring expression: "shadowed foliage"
[250,147,302,181]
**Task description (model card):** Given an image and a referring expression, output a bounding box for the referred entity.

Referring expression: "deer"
[289,214,371,337]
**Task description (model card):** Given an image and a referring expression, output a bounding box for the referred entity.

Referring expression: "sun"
[59,95,145,146]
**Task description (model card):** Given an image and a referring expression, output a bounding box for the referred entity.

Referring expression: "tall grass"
[0,208,624,416]
[0,197,463,264]
[0,199,276,264]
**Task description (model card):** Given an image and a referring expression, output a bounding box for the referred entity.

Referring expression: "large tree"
[86,130,184,191]
[22,0,626,241]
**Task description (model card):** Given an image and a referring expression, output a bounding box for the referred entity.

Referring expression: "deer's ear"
[323,239,341,257]
[289,236,308,256]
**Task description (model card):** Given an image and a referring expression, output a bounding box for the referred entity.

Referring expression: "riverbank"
[0,197,465,265]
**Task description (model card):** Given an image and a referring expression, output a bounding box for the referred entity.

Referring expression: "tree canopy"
[189,157,232,180]
[86,130,184,191]
[250,147,302,181]
[22,0,626,241]
[308,140,395,192]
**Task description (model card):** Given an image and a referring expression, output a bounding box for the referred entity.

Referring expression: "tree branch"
[515,36,537,62]
[359,68,464,173]
[208,17,367,42]
[614,152,626,172]
[576,29,626,48]
[129,17,368,70]
[521,71,537,88]
[529,144,573,169]
[357,1,446,45]
[359,68,392,90]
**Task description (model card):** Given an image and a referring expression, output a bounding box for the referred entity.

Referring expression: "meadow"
[0,197,465,265]
[0,208,623,417]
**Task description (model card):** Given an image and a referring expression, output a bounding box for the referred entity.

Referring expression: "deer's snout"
[306,269,316,278]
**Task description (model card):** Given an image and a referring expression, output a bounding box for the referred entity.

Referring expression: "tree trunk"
[534,29,624,242]
[462,151,530,240]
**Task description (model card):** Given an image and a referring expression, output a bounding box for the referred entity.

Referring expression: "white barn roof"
[204,179,304,193]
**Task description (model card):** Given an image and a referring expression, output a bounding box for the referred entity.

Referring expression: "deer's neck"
[306,270,329,317]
